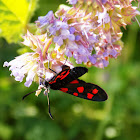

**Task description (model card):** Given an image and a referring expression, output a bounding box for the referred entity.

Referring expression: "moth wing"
[59,79,108,101]
[49,67,88,90]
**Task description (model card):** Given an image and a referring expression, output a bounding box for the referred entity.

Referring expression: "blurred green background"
[0,0,140,140]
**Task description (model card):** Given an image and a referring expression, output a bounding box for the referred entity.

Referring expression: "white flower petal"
[45,72,54,81]
[24,80,33,87]
[15,75,24,82]
[3,61,9,67]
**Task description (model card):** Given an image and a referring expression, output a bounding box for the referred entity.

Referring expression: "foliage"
[0,0,38,43]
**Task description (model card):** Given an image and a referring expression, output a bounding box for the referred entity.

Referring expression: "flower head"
[3,0,140,93]
[4,31,73,90]
[36,0,139,68]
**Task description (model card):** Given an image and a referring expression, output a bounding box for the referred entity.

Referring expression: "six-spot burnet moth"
[23,65,108,119]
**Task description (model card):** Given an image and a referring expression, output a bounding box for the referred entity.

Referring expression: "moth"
[23,65,108,119]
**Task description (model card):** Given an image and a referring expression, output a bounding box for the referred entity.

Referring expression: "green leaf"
[0,0,38,43]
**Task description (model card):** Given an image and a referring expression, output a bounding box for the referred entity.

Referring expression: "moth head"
[61,65,70,71]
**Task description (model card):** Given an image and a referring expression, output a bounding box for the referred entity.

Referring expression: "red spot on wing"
[60,71,66,75]
[49,80,56,84]
[77,87,84,93]
[60,88,68,92]
[70,80,79,84]
[60,70,70,80]
[92,89,98,94]
[49,75,62,84]
[49,71,68,84]
[87,93,94,99]
[73,92,78,96]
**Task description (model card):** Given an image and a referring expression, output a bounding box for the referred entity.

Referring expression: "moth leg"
[47,59,57,74]
[44,89,54,120]
[47,93,54,120]
[38,76,46,85]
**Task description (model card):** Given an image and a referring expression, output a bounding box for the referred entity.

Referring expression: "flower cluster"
[4,31,73,88]
[36,0,139,68]
[3,0,140,90]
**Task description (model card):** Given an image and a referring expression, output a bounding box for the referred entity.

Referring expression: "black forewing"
[59,79,108,101]
[49,67,88,90]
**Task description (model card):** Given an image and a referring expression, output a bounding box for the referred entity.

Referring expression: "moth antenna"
[47,93,54,120]
[22,89,40,100]
[49,68,57,74]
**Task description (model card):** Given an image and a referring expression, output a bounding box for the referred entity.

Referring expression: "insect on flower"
[23,64,108,119]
